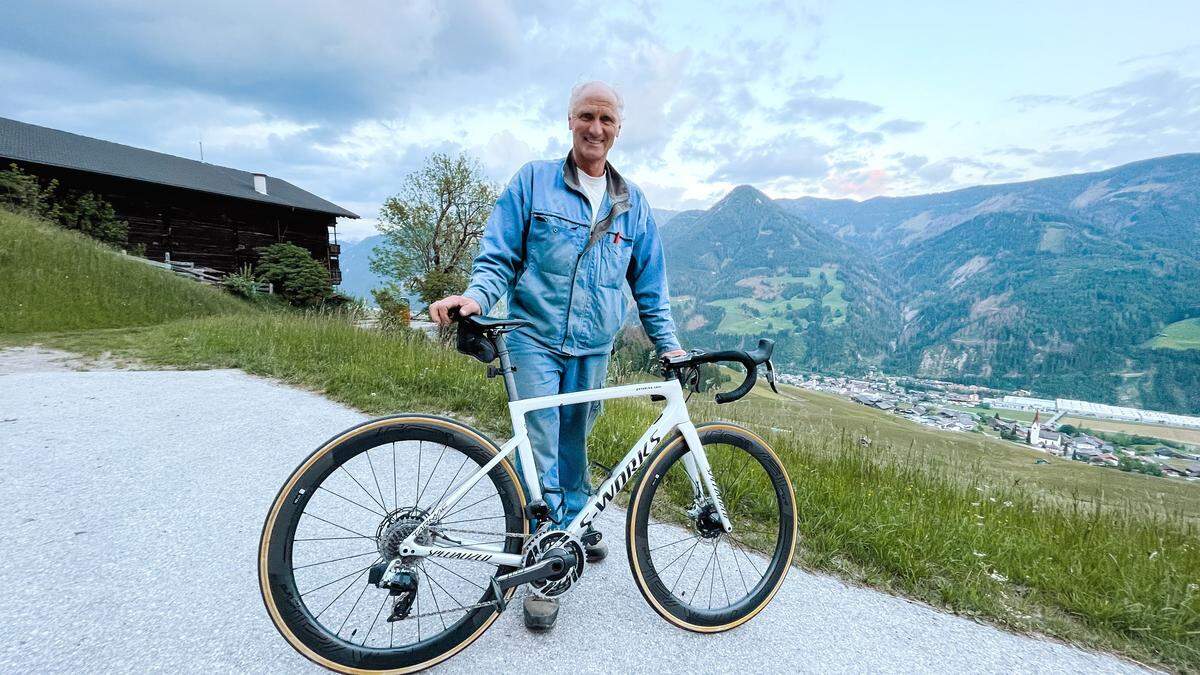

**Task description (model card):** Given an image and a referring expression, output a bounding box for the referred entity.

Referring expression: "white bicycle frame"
[397,377,732,568]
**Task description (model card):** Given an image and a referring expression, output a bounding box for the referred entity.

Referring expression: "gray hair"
[568,80,624,121]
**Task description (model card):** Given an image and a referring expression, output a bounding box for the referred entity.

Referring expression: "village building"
[0,116,356,280]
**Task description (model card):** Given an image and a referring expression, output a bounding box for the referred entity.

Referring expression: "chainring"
[521,529,586,598]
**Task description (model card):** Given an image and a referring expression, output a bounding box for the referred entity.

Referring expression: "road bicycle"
[259,315,798,673]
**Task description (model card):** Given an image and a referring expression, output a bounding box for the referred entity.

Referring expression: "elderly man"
[429,80,684,631]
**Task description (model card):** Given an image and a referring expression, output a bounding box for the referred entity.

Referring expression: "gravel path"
[0,354,1151,673]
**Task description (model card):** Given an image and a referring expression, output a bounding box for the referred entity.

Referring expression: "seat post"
[493,332,520,402]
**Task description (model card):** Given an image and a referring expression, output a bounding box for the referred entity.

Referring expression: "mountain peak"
[717,184,777,212]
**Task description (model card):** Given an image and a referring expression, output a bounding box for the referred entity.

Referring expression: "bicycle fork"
[676,421,733,533]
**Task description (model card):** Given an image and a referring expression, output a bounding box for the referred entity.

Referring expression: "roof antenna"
[199,140,204,162]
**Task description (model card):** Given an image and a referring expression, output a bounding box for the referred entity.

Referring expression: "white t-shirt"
[577,168,607,224]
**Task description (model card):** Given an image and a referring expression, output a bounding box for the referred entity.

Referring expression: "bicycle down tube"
[397,377,732,566]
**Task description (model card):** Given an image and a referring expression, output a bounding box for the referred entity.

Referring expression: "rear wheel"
[259,414,527,673]
[626,423,796,631]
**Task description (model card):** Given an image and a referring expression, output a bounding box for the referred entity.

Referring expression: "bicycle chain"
[391,528,535,621]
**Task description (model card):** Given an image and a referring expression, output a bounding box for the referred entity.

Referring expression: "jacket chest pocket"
[528,212,584,277]
[598,230,634,289]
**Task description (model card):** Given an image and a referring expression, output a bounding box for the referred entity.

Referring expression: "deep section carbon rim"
[628,425,796,630]
[261,416,526,672]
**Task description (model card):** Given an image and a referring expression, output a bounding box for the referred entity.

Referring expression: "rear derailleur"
[369,559,420,622]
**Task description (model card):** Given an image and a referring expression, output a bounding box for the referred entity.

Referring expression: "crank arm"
[494,552,573,588]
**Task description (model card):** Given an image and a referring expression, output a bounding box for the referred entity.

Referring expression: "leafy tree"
[0,163,57,217]
[255,242,332,307]
[370,153,498,309]
[56,191,128,246]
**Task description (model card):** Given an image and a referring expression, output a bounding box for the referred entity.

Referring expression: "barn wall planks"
[8,161,339,277]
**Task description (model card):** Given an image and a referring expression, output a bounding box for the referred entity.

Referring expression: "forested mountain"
[704,154,1200,413]
[659,185,899,372]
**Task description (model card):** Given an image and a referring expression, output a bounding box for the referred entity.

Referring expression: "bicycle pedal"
[581,529,602,547]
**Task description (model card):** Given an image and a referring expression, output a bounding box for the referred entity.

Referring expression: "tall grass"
[0,209,248,333]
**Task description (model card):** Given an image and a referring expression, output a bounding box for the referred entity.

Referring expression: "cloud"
[877,118,924,134]
[1010,68,1200,171]
[774,94,882,122]
[708,133,832,183]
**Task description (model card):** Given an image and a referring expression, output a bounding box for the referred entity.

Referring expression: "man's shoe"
[523,596,559,631]
[583,527,607,563]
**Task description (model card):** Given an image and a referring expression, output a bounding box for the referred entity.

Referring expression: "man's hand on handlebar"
[429,295,481,326]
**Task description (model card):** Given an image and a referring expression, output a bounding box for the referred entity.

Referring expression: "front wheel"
[259,414,528,673]
[626,423,797,632]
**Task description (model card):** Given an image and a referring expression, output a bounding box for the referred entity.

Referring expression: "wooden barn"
[0,116,356,282]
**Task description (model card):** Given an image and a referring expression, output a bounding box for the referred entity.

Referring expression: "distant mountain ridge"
[709,154,1200,413]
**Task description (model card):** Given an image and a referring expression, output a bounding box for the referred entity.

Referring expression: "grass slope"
[4,217,1198,671]
[0,209,248,333]
[1147,318,1200,351]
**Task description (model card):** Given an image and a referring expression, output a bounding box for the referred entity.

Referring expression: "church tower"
[1028,410,1041,447]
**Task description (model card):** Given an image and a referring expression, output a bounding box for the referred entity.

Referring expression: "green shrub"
[255,242,332,307]
[223,264,261,299]
[371,286,412,333]
[55,191,128,246]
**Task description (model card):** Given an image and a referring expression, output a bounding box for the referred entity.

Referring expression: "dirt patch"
[0,346,148,374]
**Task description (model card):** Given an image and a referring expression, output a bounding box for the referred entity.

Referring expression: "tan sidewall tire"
[258,414,527,673]
[625,423,797,633]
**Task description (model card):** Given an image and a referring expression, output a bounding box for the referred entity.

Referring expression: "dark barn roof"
[0,116,357,218]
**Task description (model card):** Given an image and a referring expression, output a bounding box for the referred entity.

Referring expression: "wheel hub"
[696,503,723,539]
[376,507,431,559]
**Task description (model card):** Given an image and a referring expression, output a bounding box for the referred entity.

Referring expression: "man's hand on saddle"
[429,295,481,326]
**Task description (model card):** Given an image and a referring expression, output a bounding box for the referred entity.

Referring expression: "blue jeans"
[507,334,610,526]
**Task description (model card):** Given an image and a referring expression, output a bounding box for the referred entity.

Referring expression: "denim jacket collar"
[563,152,629,206]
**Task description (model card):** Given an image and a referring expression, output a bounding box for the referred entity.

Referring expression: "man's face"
[569,92,621,169]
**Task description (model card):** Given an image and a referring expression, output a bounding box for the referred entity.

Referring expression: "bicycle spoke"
[392,441,398,514]
[728,536,751,595]
[294,535,373,542]
[424,559,486,590]
[363,591,390,647]
[302,512,374,540]
[440,491,500,522]
[420,568,449,631]
[714,542,730,608]
[649,533,700,553]
[670,539,702,595]
[430,455,472,512]
[728,535,765,577]
[691,539,717,601]
[415,440,423,505]
[416,443,448,506]
[317,485,386,518]
[294,550,379,571]
[338,575,374,637]
[365,447,388,513]
[306,558,378,607]
[340,465,387,513]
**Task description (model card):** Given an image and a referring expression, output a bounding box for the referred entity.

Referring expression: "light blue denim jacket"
[463,155,681,357]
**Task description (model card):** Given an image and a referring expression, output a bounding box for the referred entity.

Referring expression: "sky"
[2,1,1198,241]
